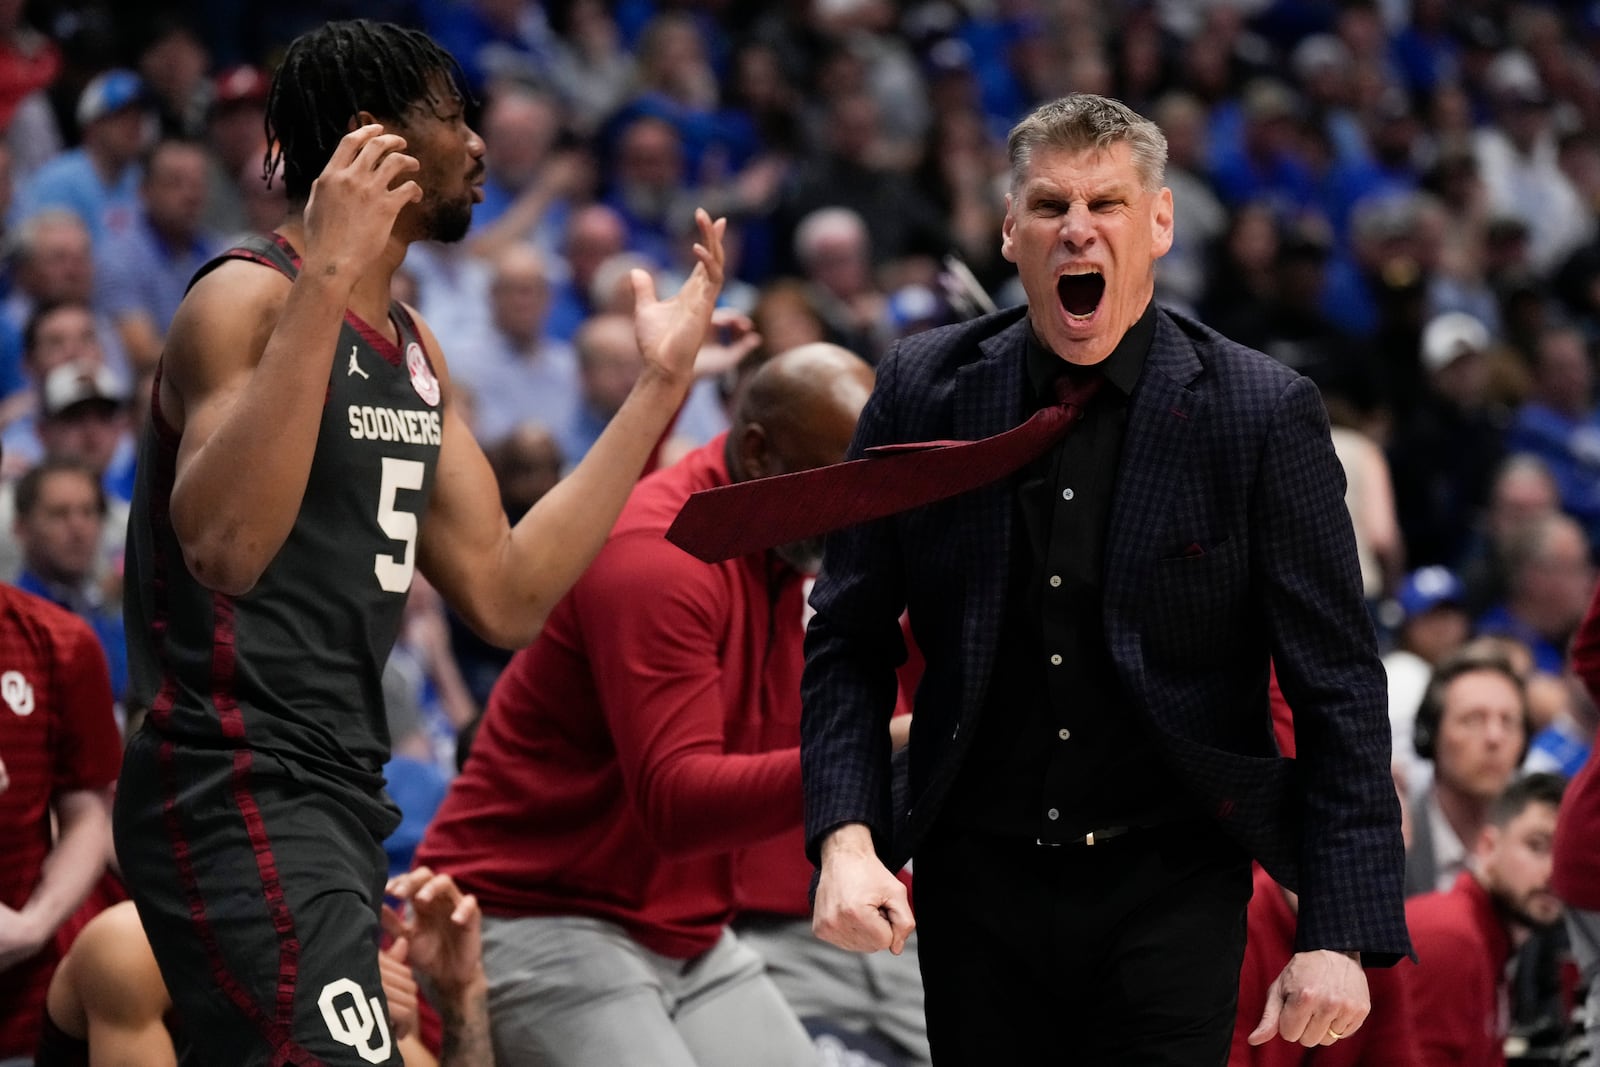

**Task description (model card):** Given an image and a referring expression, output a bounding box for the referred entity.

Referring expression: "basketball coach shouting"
[681,94,1412,1065]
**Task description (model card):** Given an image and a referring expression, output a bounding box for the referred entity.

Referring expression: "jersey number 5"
[375,456,425,593]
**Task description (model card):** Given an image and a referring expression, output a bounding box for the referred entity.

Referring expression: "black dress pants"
[914,820,1253,1066]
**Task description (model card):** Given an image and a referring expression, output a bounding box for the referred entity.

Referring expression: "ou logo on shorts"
[318,977,392,1064]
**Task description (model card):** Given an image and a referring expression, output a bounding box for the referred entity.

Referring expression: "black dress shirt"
[942,301,1195,843]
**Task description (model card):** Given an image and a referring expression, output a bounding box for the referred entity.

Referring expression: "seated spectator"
[775,90,949,278]
[1230,863,1420,1064]
[1459,455,1561,617]
[544,202,628,344]
[1473,58,1592,277]
[1207,79,1318,218]
[0,565,119,1061]
[558,312,643,467]
[93,138,224,374]
[135,20,209,141]
[1402,772,1567,1065]
[613,11,759,182]
[1406,645,1531,896]
[464,84,579,262]
[547,0,634,138]
[1149,91,1228,315]
[1388,311,1508,570]
[200,64,270,237]
[13,70,150,244]
[0,356,137,598]
[793,207,889,361]
[423,0,563,97]
[415,346,878,1065]
[1477,510,1594,675]
[1,212,129,404]
[604,114,696,271]
[0,6,60,185]
[403,238,493,362]
[36,349,134,507]
[12,455,128,709]
[1504,325,1600,546]
[452,243,578,443]
[1385,566,1472,787]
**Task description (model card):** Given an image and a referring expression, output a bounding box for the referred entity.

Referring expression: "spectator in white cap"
[1386,566,1473,789]
[14,69,150,243]
[1389,311,1509,570]
[37,359,129,490]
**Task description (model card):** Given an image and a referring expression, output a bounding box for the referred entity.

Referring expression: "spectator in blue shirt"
[1506,325,1600,544]
[13,70,149,244]
[94,138,223,375]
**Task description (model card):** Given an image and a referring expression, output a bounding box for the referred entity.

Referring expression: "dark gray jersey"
[124,235,444,832]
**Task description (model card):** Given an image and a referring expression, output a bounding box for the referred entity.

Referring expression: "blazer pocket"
[1156,535,1234,563]
[1145,537,1248,662]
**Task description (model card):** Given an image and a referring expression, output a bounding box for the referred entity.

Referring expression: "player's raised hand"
[631,208,728,390]
[303,123,422,278]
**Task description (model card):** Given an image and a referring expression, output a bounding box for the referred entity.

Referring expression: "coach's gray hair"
[1007,94,1168,193]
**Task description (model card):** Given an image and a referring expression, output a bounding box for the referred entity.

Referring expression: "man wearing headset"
[1405,644,1531,897]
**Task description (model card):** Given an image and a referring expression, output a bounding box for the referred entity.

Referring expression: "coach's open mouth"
[1057,270,1104,320]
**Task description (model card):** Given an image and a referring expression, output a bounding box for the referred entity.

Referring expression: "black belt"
[1036,825,1135,847]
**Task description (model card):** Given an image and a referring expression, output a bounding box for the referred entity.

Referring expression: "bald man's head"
[728,343,874,571]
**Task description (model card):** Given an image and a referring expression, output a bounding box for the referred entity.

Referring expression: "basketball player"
[112,20,730,1065]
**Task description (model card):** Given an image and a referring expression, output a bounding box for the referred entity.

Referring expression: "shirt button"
[1049,575,1062,588]
[1049,653,1063,666]
[1062,487,1075,501]
[1047,808,1060,821]
[1058,728,1071,740]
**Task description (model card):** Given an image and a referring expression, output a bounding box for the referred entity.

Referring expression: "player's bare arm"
[46,901,176,1067]
[165,124,421,595]
[417,209,730,647]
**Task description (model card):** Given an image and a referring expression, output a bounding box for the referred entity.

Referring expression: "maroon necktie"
[666,374,1104,563]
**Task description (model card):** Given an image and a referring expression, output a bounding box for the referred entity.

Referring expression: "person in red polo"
[416,344,877,1065]
[0,578,119,1064]
[1402,772,1567,1067]
[1553,575,1600,1066]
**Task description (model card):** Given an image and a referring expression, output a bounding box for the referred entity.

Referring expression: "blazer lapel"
[1104,312,1205,639]
[953,317,1029,725]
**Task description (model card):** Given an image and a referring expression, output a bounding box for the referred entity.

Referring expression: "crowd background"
[5,0,1600,1062]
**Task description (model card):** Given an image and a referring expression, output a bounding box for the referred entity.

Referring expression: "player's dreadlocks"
[263,20,469,201]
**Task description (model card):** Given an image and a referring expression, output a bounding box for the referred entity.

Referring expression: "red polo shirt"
[416,438,806,958]
[0,583,119,1057]
[1553,578,1600,910]
[1400,871,1509,1067]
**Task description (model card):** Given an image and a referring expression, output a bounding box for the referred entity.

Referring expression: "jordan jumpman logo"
[347,345,369,379]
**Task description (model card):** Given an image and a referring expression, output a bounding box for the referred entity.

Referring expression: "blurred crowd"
[6,0,1600,1063]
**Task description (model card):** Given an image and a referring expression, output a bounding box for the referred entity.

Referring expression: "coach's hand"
[1250,949,1369,1047]
[813,824,913,955]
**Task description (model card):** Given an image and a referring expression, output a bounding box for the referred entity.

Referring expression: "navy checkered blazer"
[801,304,1412,963]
